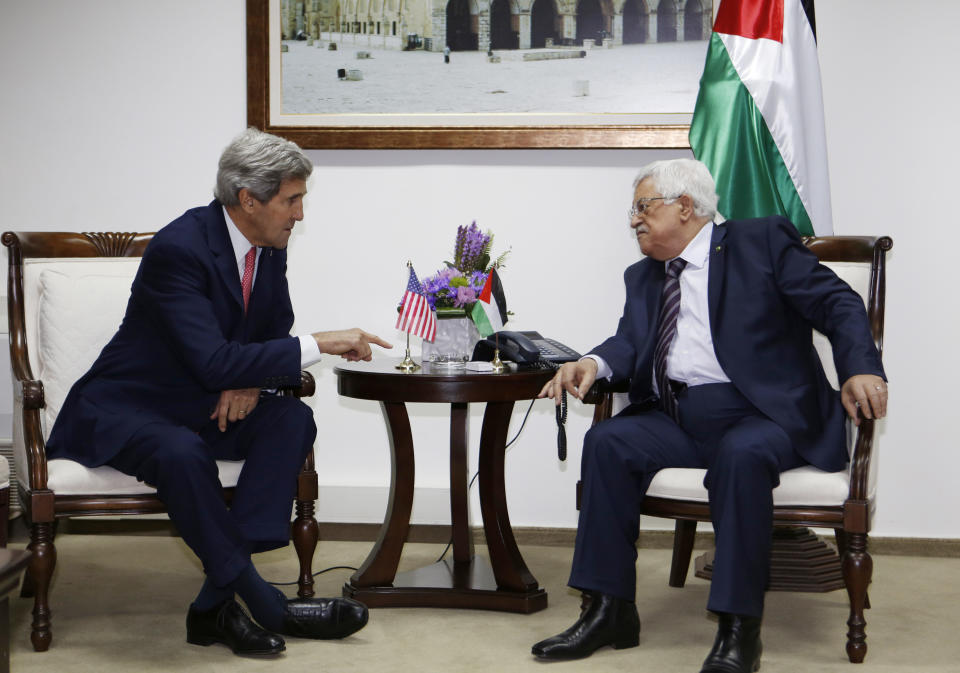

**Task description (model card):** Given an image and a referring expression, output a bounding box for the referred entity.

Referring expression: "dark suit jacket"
[46,201,303,467]
[591,216,885,473]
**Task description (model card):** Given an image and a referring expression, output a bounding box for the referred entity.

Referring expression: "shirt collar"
[668,221,714,271]
[222,205,260,269]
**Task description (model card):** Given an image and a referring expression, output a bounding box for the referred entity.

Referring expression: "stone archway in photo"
[576,0,604,44]
[446,0,478,50]
[656,0,677,42]
[530,0,558,48]
[490,0,519,49]
[683,0,703,40]
[622,0,648,44]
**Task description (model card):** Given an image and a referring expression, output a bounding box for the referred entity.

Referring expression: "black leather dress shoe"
[279,597,369,639]
[186,599,285,656]
[531,592,640,660]
[700,613,762,673]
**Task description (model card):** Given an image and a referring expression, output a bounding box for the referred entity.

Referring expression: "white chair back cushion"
[18,258,242,495]
[35,263,139,437]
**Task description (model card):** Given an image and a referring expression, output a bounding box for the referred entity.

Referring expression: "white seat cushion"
[647,464,862,508]
[0,456,9,490]
[39,459,244,496]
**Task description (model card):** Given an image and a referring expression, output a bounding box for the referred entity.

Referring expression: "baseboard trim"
[48,519,960,558]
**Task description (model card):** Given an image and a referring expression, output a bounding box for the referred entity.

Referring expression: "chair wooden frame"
[3,231,321,652]
[580,235,892,663]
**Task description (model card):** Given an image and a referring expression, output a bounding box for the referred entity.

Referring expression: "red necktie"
[241,246,256,313]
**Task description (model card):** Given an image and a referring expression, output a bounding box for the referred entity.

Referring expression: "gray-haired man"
[47,128,392,655]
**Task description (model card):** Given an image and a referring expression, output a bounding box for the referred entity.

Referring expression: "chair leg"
[669,520,697,588]
[834,529,847,556]
[25,521,56,652]
[0,487,8,548]
[836,529,870,609]
[293,496,319,599]
[841,532,872,663]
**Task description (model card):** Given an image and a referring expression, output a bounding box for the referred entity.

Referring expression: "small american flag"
[395,266,437,341]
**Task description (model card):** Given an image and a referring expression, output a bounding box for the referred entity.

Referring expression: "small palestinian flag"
[471,268,507,338]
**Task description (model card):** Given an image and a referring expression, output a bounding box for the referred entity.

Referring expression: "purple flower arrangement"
[421,222,509,314]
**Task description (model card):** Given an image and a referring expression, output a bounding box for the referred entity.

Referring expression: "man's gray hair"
[632,158,719,220]
[214,128,313,206]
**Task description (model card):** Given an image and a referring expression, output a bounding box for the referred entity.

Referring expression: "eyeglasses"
[628,197,669,219]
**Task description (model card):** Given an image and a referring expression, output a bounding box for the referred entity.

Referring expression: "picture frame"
[246,0,695,150]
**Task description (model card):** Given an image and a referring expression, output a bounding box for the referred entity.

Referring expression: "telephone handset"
[471,330,581,461]
[470,330,581,369]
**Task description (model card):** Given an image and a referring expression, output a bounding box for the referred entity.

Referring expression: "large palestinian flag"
[689,0,832,236]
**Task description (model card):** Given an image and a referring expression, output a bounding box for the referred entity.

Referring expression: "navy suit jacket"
[591,216,885,473]
[46,201,303,467]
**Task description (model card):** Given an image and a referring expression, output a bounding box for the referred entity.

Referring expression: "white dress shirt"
[587,222,730,391]
[223,207,322,368]
[665,221,729,386]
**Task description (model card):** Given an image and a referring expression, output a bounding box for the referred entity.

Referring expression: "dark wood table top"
[334,358,554,403]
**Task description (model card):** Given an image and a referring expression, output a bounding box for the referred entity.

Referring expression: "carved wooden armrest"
[279,371,316,399]
[581,379,630,427]
[12,379,50,491]
[15,379,45,410]
[847,417,876,503]
[580,378,630,405]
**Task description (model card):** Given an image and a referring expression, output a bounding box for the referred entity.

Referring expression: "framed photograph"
[247,0,710,149]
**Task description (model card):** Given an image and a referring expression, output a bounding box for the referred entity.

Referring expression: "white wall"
[1,1,957,538]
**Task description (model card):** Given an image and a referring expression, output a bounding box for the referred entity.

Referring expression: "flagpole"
[491,334,505,374]
[396,260,421,373]
[488,263,505,373]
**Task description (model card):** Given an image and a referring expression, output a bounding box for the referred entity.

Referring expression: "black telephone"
[471,330,581,369]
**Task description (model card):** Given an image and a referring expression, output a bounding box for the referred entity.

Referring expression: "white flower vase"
[422,312,481,368]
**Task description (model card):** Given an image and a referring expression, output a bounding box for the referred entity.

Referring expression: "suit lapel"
[708,222,728,330]
[633,260,665,367]
[206,204,244,313]
[245,247,276,327]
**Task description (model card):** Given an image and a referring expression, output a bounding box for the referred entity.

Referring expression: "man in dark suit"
[46,128,392,656]
[531,159,887,672]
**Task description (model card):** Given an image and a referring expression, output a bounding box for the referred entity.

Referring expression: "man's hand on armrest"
[538,359,598,406]
[311,328,393,362]
[841,374,888,426]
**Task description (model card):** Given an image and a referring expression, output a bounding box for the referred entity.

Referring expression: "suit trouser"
[107,395,316,587]
[569,382,806,618]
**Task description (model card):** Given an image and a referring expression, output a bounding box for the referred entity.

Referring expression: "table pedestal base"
[344,557,548,613]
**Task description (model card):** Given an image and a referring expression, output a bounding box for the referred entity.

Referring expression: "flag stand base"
[490,348,506,374]
[396,334,420,373]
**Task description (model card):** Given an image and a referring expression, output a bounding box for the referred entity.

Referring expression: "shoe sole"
[285,610,370,640]
[187,635,285,656]
[613,635,640,650]
[532,635,640,660]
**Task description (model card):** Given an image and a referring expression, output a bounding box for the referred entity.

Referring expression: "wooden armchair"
[3,231,321,652]
[580,235,892,663]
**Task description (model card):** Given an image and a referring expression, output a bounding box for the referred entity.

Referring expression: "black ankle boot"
[531,592,640,660]
[700,612,762,673]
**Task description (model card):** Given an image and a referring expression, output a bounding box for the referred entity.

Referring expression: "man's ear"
[237,188,257,214]
[677,194,695,222]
